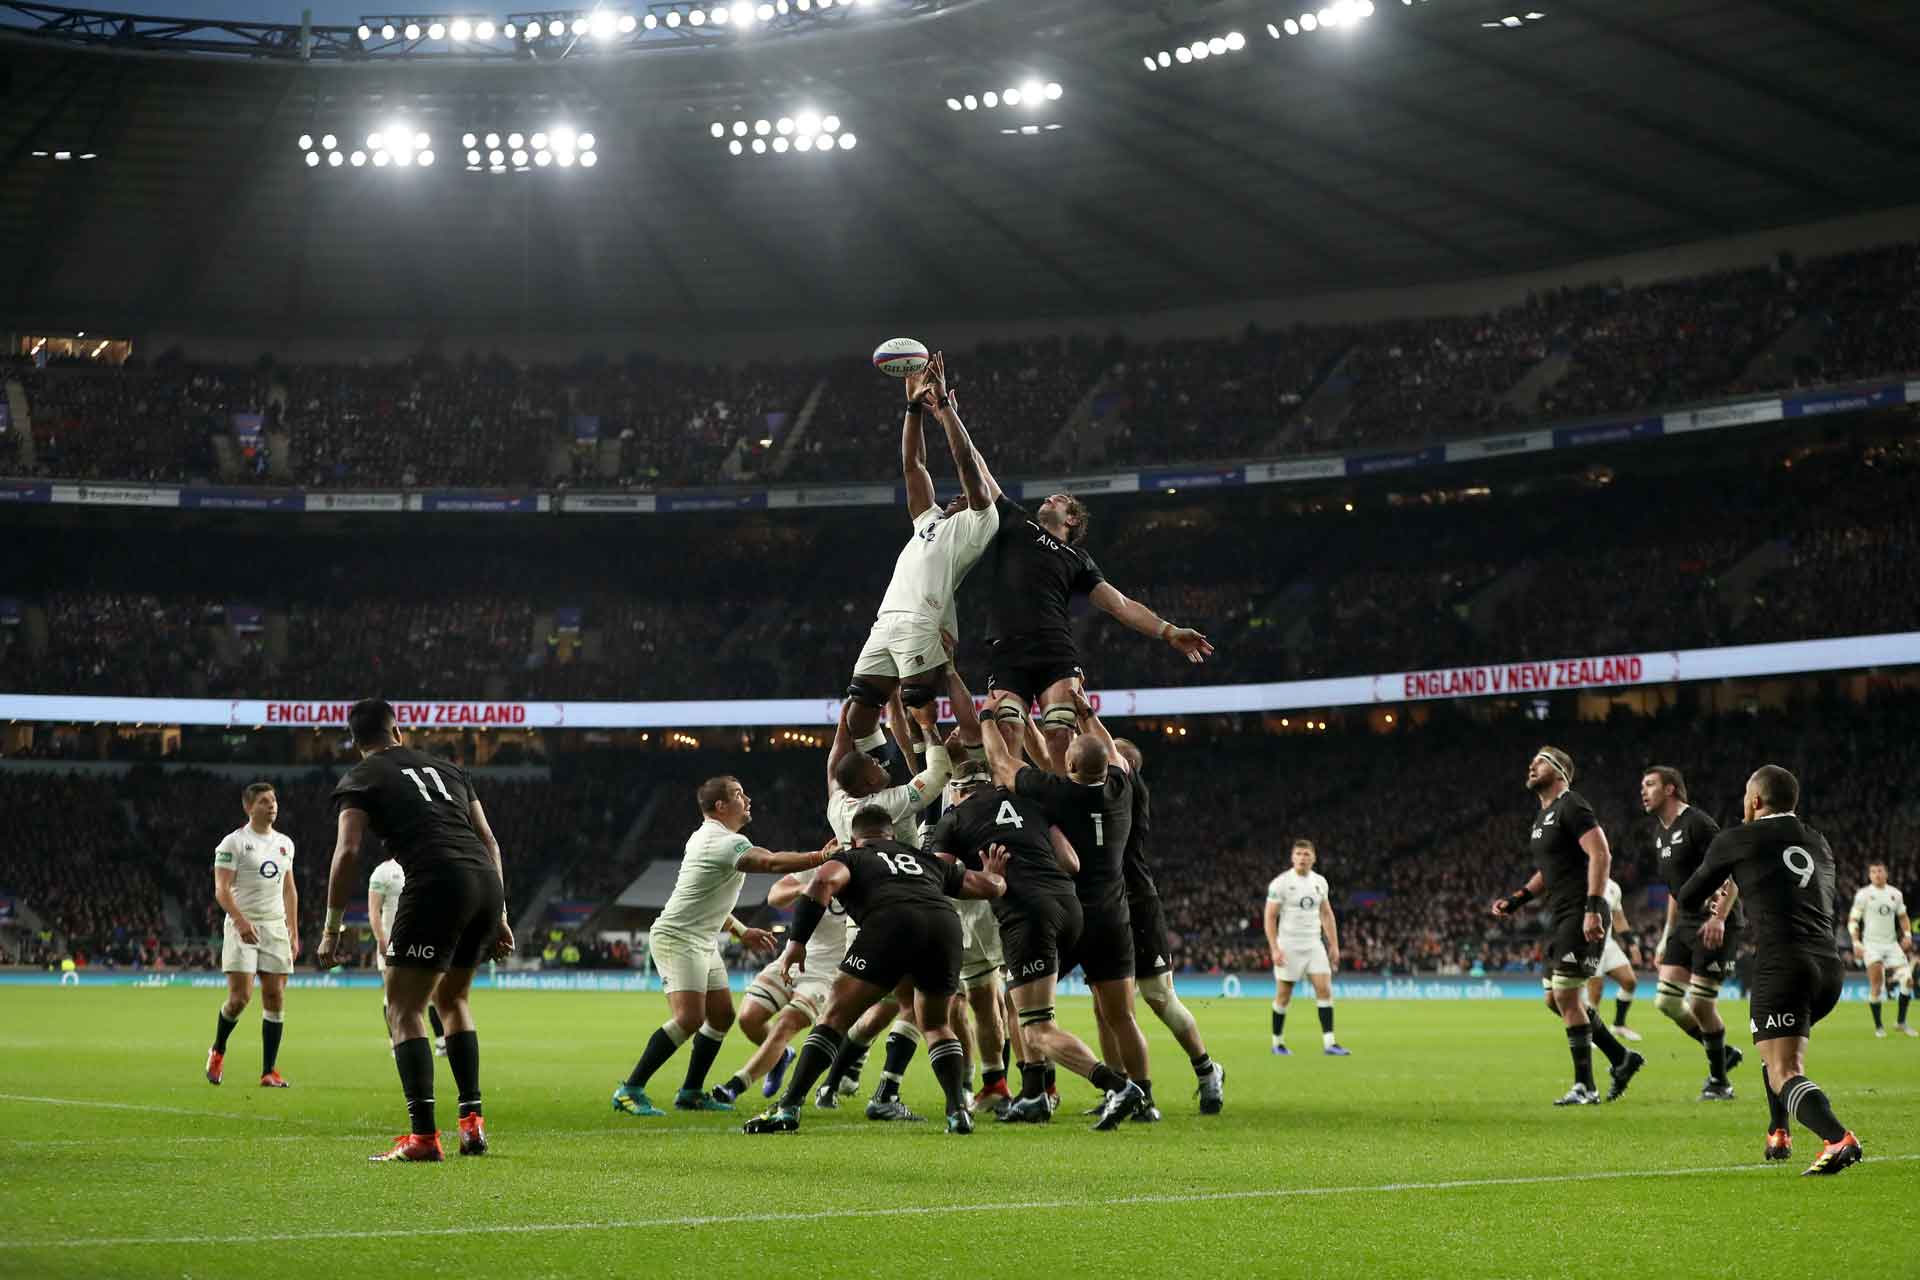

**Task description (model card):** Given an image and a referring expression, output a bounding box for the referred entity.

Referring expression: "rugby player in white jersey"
[1263,839,1348,1057]
[369,858,447,1055]
[842,352,1001,763]
[1584,878,1643,1043]
[206,781,298,1087]
[611,777,836,1117]
[1849,862,1915,1037]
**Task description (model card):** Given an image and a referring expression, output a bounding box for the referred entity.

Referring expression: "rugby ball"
[872,337,930,378]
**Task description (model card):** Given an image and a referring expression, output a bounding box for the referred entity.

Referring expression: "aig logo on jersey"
[1757,1012,1797,1031]
[388,942,436,959]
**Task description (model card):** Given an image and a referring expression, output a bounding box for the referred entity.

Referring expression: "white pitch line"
[5,1152,1911,1252]
[0,1093,334,1125]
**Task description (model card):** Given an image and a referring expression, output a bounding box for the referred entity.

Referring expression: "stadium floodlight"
[367,131,384,149]
[1004,87,1022,105]
[418,149,434,166]
[554,125,577,151]
[619,13,638,32]
[821,114,839,133]
[508,132,524,149]
[477,19,495,38]
[1157,50,1170,65]
[532,131,549,148]
[1174,46,1191,61]
[450,18,470,39]
[710,122,725,137]
[590,10,616,38]
[728,139,743,154]
[321,133,338,150]
[751,137,766,153]
[642,13,656,26]
[1044,80,1062,96]
[467,148,481,164]
[329,150,343,166]
[489,148,505,164]
[298,133,312,149]
[772,136,789,151]
[982,91,998,107]
[501,20,515,36]
[305,151,320,167]
[963,94,977,109]
[427,21,445,38]
[1226,30,1245,49]
[1208,37,1226,54]
[795,134,813,151]
[776,0,787,11]
[404,22,420,39]
[665,10,679,26]
[524,19,540,36]
[758,2,773,17]
[485,131,501,148]
[1021,79,1043,102]
[557,149,575,165]
[735,2,756,23]
[381,22,395,38]
[1284,18,1299,33]
[374,150,390,166]
[572,16,590,34]
[1191,41,1208,59]
[1300,13,1317,30]
[796,0,808,9]
[413,130,430,149]
[776,116,794,134]
[1142,55,1156,70]
[462,131,477,148]
[351,150,367,165]
[795,109,819,134]
[535,149,552,165]
[579,150,597,166]
[754,119,770,135]
[395,149,414,165]
[711,5,729,23]
[1267,22,1280,37]
[838,132,855,149]
[511,148,528,165]
[945,97,961,111]
[356,23,370,39]
[688,8,704,23]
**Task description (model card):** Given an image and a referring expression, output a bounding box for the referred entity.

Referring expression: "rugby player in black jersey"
[743,806,1006,1136]
[976,684,1156,1129]
[1641,765,1745,1099]
[975,465,1212,773]
[1110,738,1224,1115]
[316,699,513,1163]
[1678,765,1861,1175]
[1492,747,1645,1106]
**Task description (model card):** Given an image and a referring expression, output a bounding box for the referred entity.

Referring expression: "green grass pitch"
[0,987,1911,1278]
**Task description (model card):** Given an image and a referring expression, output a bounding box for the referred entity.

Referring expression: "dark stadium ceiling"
[3,0,1920,340]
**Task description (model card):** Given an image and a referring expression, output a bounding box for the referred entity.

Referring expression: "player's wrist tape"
[1157,621,1173,641]
[1506,887,1532,908]
[324,908,345,933]
[790,898,826,947]
[1585,896,1608,916]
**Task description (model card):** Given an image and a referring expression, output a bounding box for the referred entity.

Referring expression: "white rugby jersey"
[791,866,856,973]
[213,825,294,923]
[1850,885,1908,947]
[829,750,951,849]
[651,818,751,949]
[1267,869,1332,945]
[874,501,1000,627]
[1603,879,1623,936]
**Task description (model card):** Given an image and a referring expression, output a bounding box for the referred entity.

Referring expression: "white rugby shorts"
[1273,939,1330,983]
[221,918,293,975]
[853,613,948,680]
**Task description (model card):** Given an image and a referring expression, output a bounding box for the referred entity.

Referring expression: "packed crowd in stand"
[5,688,1912,976]
[8,238,1918,491]
[5,441,1914,702]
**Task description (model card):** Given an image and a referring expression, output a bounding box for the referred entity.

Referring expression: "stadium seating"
[9,238,1920,490]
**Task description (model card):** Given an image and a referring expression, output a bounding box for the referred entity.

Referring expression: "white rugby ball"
[872,337,930,378]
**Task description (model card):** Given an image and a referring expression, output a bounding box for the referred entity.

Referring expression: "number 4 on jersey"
[995,800,1024,829]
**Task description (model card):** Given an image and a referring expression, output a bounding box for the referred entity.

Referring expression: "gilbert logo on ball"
[872,337,930,378]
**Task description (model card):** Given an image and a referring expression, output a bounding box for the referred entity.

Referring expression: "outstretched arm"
[1067,683,1121,772]
[826,702,856,797]
[925,353,1000,505]
[1088,581,1213,665]
[901,366,937,517]
[737,836,840,875]
[979,708,1024,789]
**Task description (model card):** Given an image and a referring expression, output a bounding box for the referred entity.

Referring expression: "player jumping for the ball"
[841,352,999,765]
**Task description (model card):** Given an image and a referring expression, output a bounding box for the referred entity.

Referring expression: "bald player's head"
[1066,733,1109,781]
[1112,737,1143,775]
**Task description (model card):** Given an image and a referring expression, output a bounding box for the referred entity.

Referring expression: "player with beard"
[1641,766,1744,1098]
[1677,765,1860,1175]
[1491,747,1645,1106]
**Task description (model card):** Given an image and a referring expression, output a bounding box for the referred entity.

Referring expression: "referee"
[1677,764,1861,1176]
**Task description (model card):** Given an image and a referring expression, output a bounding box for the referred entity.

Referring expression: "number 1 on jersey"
[402,766,455,804]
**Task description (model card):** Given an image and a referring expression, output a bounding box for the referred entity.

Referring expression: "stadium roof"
[4,0,1919,340]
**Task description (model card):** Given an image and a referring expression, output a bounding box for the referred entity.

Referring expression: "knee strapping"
[889,1018,924,1047]
[900,682,938,710]
[988,702,1027,724]
[1686,978,1722,1003]
[1654,981,1690,1020]
[1040,703,1078,732]
[1018,1005,1055,1028]
[845,678,888,709]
